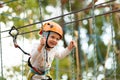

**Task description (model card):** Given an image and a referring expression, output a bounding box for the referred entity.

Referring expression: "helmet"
[39,21,63,39]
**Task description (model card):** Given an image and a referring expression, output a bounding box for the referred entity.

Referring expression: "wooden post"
[74,31,81,80]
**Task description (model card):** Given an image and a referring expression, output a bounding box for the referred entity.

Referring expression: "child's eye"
[51,36,54,39]
[50,36,60,41]
[56,38,60,41]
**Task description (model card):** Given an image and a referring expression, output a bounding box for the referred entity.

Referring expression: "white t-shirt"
[30,42,71,72]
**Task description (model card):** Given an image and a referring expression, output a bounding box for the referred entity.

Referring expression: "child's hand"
[40,37,46,46]
[67,40,76,51]
[38,37,46,52]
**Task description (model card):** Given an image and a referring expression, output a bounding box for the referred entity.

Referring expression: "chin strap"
[43,31,54,49]
[43,31,55,63]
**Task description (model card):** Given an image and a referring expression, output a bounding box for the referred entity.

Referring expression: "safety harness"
[9,26,52,80]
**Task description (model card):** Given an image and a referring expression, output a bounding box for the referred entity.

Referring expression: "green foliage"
[0,77,6,80]
[51,56,75,79]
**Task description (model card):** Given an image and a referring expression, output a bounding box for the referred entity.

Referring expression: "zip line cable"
[1,8,120,39]
[1,14,119,36]
[0,0,114,20]
[0,0,18,5]
[91,0,98,79]
[1,9,120,35]
[0,0,116,33]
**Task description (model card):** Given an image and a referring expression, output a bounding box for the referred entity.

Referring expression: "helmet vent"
[50,25,53,28]
[47,23,50,25]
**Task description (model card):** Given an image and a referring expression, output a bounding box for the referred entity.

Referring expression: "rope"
[1,9,119,39]
[0,0,116,34]
[68,0,75,80]
[21,0,26,80]
[109,1,116,80]
[0,15,4,80]
[38,0,48,75]
[38,0,44,27]
[1,0,18,5]
[91,0,98,79]
[55,59,59,80]
[21,36,24,80]
[54,0,61,79]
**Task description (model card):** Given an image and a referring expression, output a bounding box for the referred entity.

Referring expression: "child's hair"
[39,21,63,39]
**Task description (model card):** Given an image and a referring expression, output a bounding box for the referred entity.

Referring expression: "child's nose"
[53,38,57,42]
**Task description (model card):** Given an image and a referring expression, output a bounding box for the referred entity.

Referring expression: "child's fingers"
[71,41,77,48]
[40,37,46,45]
[68,41,77,50]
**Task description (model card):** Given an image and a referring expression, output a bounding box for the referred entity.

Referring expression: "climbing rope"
[38,0,50,76]
[68,0,75,80]
[38,0,44,26]
[109,1,116,80]
[9,26,47,76]
[0,15,4,79]
[21,35,25,80]
[21,0,26,80]
[91,0,98,79]
[1,0,117,34]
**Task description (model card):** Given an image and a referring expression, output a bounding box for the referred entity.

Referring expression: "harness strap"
[28,57,45,75]
[27,57,52,80]
[14,43,30,56]
[27,71,52,80]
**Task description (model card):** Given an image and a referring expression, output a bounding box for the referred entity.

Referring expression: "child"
[27,21,76,80]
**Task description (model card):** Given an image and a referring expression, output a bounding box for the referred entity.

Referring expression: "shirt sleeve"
[55,46,72,59]
[30,42,40,64]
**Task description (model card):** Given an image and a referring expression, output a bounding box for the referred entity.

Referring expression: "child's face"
[47,32,61,48]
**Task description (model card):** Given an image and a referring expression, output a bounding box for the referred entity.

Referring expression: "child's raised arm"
[67,40,76,51]
[37,37,46,53]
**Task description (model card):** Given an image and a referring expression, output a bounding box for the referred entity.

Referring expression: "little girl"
[27,21,76,80]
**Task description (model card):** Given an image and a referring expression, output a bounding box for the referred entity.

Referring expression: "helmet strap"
[44,31,54,48]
